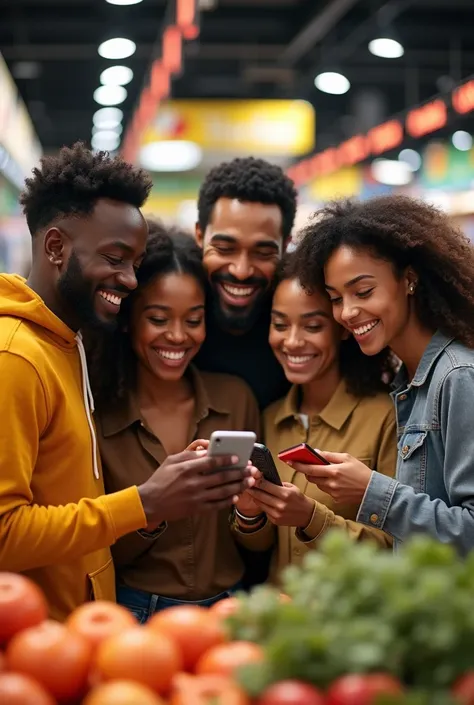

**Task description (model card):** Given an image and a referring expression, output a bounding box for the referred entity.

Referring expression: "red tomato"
[257,680,325,705]
[6,619,92,702]
[0,672,56,705]
[326,673,404,705]
[0,573,48,645]
[95,626,182,695]
[453,672,474,704]
[195,641,265,678]
[66,600,137,653]
[209,598,240,621]
[170,672,250,705]
[83,680,166,705]
[148,605,227,671]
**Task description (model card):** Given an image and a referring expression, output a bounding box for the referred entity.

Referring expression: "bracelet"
[234,508,265,524]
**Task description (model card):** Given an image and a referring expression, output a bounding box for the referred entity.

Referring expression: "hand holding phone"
[208,431,257,469]
[278,443,330,466]
[250,443,282,486]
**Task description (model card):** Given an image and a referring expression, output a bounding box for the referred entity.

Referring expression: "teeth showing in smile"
[98,290,121,306]
[353,320,379,336]
[286,354,314,364]
[156,349,186,361]
[222,284,255,297]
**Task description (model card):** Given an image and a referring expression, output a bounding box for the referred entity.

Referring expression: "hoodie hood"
[0,274,76,347]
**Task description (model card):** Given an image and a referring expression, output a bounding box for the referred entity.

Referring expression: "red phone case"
[278,443,329,466]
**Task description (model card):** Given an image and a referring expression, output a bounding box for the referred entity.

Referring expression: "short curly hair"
[20,141,153,235]
[291,195,474,348]
[276,253,397,396]
[197,157,298,241]
[87,218,207,407]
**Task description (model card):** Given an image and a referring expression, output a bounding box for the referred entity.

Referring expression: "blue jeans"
[116,583,243,623]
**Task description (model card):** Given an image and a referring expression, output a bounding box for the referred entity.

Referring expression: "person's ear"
[195,222,204,249]
[404,267,418,296]
[44,227,68,267]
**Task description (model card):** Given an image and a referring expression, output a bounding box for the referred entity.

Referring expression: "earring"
[409,283,416,294]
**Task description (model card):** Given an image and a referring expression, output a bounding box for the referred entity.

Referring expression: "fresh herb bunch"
[228,531,474,694]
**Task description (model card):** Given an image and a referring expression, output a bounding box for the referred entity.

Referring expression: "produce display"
[1,532,474,704]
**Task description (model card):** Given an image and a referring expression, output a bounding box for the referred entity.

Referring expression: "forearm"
[0,488,146,571]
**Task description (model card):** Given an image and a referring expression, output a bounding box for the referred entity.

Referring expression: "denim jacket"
[357,331,474,555]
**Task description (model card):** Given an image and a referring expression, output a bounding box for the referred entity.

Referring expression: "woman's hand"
[186,439,209,452]
[247,479,315,528]
[235,470,264,517]
[290,450,372,505]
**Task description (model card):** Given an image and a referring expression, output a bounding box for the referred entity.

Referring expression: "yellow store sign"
[142,100,315,157]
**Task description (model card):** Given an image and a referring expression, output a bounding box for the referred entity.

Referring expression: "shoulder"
[263,395,288,425]
[429,341,474,389]
[0,316,46,369]
[356,390,395,422]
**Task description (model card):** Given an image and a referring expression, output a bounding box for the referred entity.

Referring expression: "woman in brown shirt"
[88,222,260,621]
[232,257,399,581]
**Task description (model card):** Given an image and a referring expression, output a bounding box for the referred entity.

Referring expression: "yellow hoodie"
[0,274,147,621]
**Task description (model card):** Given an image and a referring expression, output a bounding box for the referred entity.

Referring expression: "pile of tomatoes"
[2,572,474,705]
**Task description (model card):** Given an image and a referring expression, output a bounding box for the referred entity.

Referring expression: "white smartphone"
[208,431,257,469]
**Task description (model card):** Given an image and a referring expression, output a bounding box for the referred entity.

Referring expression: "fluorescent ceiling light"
[94,85,127,106]
[369,38,404,59]
[139,141,203,172]
[98,38,136,60]
[372,159,413,186]
[92,131,121,151]
[314,71,350,95]
[398,148,421,172]
[93,107,123,129]
[106,0,143,4]
[100,65,133,86]
[93,123,123,136]
[452,130,473,151]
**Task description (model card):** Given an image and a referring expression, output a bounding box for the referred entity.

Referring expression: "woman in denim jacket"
[289,195,474,554]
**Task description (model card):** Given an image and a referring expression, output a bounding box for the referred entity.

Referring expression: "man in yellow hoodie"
[0,143,257,621]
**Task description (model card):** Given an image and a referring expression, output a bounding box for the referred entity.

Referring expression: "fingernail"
[247,477,256,487]
[232,495,239,504]
[231,455,239,464]
[287,461,293,467]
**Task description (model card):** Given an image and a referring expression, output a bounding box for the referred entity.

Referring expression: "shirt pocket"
[397,431,427,492]
[88,558,116,602]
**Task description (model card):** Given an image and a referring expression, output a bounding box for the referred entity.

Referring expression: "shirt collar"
[390,330,454,391]
[100,364,230,438]
[273,379,362,431]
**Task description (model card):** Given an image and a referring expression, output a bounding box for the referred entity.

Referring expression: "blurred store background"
[0,0,473,272]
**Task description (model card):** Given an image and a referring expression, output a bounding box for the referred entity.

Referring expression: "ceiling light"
[98,38,136,60]
[452,130,472,151]
[93,107,123,129]
[314,71,350,95]
[94,85,127,106]
[398,148,421,172]
[93,123,123,136]
[106,0,143,4]
[372,159,413,186]
[139,141,203,172]
[100,65,133,86]
[92,131,121,151]
[368,37,404,59]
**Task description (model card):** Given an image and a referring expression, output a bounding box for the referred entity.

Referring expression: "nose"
[228,253,253,281]
[165,321,187,345]
[117,265,138,292]
[284,326,305,351]
[340,299,360,324]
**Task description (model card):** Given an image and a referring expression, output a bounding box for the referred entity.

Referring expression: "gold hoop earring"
[409,284,416,294]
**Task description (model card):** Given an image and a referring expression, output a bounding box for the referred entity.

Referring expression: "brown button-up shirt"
[96,366,260,600]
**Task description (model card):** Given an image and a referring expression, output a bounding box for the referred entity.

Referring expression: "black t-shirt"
[195,311,290,411]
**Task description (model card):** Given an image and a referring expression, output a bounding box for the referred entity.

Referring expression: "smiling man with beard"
[195,157,298,411]
[0,143,255,620]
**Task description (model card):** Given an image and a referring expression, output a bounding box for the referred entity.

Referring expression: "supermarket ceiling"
[1,0,474,156]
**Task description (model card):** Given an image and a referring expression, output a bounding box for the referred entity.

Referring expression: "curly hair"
[276,253,396,396]
[86,218,206,407]
[20,141,153,235]
[291,195,474,349]
[197,157,298,241]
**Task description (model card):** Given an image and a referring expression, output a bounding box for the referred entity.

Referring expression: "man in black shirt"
[194,157,297,410]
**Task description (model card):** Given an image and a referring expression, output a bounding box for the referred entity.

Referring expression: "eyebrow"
[143,304,205,312]
[271,308,330,319]
[210,234,280,251]
[325,274,375,291]
[108,241,146,259]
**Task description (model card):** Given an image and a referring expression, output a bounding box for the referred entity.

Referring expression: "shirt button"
[399,393,407,401]
[293,547,301,556]
[370,513,379,524]
[401,445,410,457]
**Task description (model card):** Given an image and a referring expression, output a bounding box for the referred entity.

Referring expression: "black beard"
[210,272,270,333]
[57,250,117,333]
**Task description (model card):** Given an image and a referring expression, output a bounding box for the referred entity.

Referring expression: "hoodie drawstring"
[75,332,100,480]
